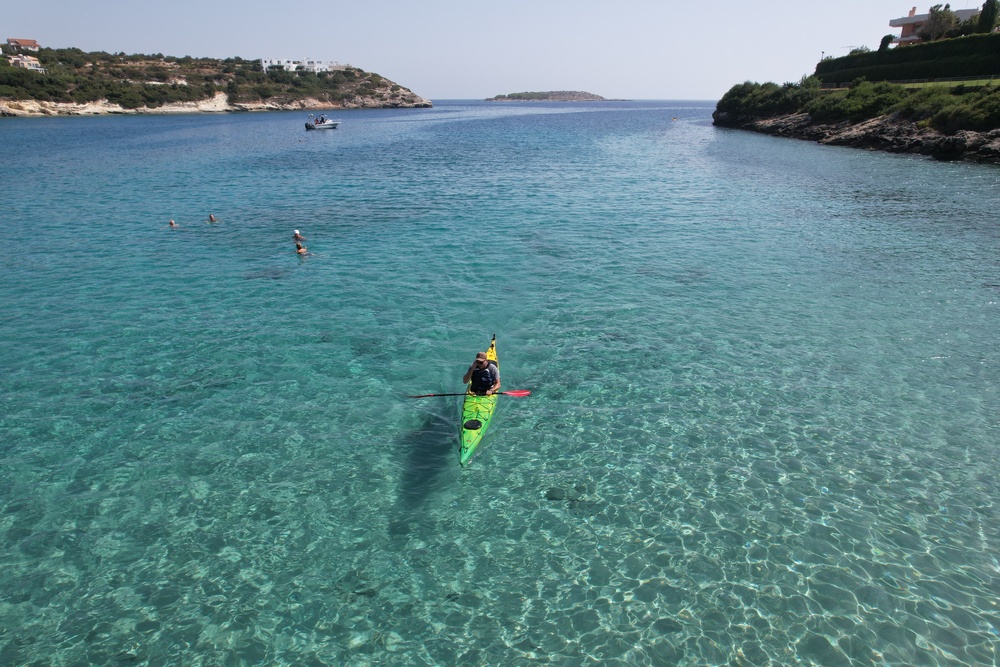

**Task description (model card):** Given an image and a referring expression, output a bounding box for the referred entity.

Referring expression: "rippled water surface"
[2,101,1000,665]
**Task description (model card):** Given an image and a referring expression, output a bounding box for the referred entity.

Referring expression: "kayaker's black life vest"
[470,363,497,394]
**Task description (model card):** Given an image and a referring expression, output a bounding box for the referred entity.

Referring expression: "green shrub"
[805,80,906,122]
[889,85,957,120]
[715,78,823,120]
[106,87,145,108]
[934,88,1000,131]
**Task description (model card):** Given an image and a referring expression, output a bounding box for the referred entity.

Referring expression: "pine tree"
[979,0,999,32]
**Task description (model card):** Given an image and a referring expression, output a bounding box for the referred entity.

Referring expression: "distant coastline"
[0,92,428,118]
[0,48,431,117]
[487,91,608,102]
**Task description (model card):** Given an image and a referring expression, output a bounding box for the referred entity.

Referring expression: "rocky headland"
[0,49,431,117]
[713,111,1000,164]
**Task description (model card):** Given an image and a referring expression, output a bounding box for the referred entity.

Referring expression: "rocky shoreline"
[713,111,1000,165]
[0,91,432,118]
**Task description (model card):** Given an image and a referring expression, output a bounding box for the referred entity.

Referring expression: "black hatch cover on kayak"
[463,419,482,430]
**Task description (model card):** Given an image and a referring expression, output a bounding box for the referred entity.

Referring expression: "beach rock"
[716,111,1000,166]
[930,134,968,161]
[975,132,1000,160]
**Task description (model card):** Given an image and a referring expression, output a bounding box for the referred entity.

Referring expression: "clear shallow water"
[2,100,1000,665]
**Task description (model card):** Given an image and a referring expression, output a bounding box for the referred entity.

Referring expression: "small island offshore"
[0,40,431,117]
[713,5,1000,164]
[488,91,607,101]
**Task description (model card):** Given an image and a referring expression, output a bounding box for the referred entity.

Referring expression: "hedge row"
[815,33,1000,84]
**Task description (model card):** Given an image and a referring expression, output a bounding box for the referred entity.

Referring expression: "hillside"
[488,91,606,101]
[713,77,1000,163]
[0,47,431,116]
[711,28,1000,164]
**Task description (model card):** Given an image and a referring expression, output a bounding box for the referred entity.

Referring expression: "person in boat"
[293,229,306,242]
[463,351,500,396]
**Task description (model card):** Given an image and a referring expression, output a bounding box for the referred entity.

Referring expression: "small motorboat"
[305,114,340,130]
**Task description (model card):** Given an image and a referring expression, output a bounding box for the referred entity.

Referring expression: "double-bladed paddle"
[407,390,532,398]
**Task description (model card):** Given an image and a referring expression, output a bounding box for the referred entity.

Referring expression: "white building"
[7,54,46,73]
[889,6,979,45]
[259,58,347,73]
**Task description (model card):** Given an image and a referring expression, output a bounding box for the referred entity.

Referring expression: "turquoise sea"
[2,100,1000,666]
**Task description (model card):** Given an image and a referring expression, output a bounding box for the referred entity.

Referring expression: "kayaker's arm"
[462,364,475,385]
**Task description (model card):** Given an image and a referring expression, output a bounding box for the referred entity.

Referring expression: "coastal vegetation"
[715,76,1000,134]
[714,20,1000,161]
[714,8,1000,132]
[0,46,428,110]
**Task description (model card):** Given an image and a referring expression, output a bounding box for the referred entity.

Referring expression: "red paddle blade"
[407,389,531,399]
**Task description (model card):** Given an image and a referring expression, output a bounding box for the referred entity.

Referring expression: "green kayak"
[459,335,498,466]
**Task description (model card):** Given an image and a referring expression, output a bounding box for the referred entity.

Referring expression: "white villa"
[7,54,45,73]
[259,58,348,73]
[889,6,979,45]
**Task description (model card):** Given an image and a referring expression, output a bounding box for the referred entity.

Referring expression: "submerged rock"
[545,487,567,501]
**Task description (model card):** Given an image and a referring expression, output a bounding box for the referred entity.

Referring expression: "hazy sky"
[5,1,988,100]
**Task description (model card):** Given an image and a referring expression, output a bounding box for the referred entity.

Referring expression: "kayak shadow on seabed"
[389,407,456,536]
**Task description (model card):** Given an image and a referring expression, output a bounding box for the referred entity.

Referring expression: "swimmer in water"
[208,214,218,223]
[293,229,305,242]
[296,242,309,256]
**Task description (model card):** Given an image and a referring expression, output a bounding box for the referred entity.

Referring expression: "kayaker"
[463,351,500,396]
